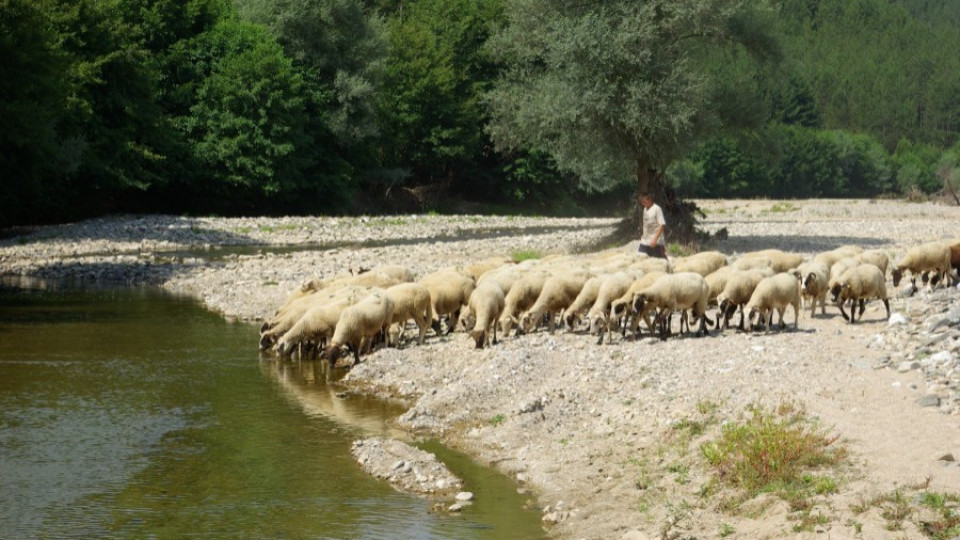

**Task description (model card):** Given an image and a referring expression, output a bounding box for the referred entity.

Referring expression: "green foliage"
[173,20,310,193]
[700,404,846,496]
[0,0,73,226]
[510,249,542,262]
[892,138,942,194]
[486,0,781,194]
[377,0,501,186]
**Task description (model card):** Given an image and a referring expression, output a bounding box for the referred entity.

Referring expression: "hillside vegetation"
[2,0,959,227]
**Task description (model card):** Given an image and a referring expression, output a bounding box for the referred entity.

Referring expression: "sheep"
[732,256,772,272]
[463,256,514,282]
[813,246,863,270]
[418,268,476,335]
[856,249,889,277]
[384,283,432,347]
[716,270,770,331]
[672,251,728,277]
[586,272,636,344]
[262,270,399,334]
[519,271,591,334]
[929,239,960,286]
[704,266,737,306]
[631,272,713,338]
[792,261,830,318]
[744,273,802,332]
[371,264,416,283]
[827,257,860,291]
[891,241,953,289]
[274,297,355,358]
[476,267,523,298]
[465,281,506,349]
[560,275,605,331]
[609,271,668,338]
[259,284,372,350]
[319,291,395,366]
[633,257,671,274]
[498,270,551,336]
[738,249,802,273]
[829,264,890,323]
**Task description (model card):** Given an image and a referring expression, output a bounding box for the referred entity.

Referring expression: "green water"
[0,284,544,539]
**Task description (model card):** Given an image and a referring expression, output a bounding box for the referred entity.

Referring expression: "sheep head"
[320,344,346,365]
[891,267,904,287]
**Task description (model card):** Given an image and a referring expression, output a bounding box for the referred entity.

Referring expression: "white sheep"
[384,282,432,347]
[465,281,506,349]
[704,266,736,305]
[260,284,372,350]
[672,251,728,277]
[632,272,713,338]
[320,291,395,366]
[732,255,772,272]
[716,270,770,331]
[476,267,523,298]
[856,249,889,277]
[519,271,591,334]
[745,273,802,332]
[738,249,802,273]
[609,271,668,338]
[418,268,476,335]
[498,270,551,336]
[586,272,635,344]
[813,246,863,270]
[633,257,671,274]
[792,261,830,318]
[274,296,355,358]
[561,275,605,331]
[827,257,860,291]
[463,256,514,282]
[892,241,953,290]
[829,264,890,323]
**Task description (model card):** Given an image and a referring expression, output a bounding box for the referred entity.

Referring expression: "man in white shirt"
[638,193,666,258]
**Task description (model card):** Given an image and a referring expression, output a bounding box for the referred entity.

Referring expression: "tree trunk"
[633,155,702,245]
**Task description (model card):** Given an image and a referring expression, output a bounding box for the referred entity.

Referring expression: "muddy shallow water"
[0,283,543,539]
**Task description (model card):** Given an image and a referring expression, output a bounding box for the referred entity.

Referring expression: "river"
[0,282,544,539]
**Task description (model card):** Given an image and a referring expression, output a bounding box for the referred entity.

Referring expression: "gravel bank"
[3,199,960,539]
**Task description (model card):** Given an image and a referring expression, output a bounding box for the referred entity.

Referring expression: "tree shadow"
[711,233,891,254]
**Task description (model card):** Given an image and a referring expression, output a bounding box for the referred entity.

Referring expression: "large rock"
[351,437,462,497]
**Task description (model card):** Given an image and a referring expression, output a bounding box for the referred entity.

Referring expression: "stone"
[621,531,652,540]
[917,395,942,408]
[898,361,921,373]
[936,453,956,462]
[888,312,909,326]
[448,503,463,512]
[455,491,474,501]
[930,351,956,365]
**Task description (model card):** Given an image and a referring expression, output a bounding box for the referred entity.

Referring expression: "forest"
[2,0,959,227]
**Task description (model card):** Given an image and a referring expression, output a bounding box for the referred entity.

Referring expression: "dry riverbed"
[3,199,960,539]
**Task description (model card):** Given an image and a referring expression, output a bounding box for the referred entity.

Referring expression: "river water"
[0,283,544,539]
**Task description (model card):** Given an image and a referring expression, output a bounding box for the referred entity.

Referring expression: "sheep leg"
[737,306,746,332]
[857,299,866,319]
[838,299,850,322]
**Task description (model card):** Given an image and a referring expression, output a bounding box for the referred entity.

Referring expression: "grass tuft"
[511,249,543,262]
[700,403,846,500]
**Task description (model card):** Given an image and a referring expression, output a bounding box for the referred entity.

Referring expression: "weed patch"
[700,404,846,507]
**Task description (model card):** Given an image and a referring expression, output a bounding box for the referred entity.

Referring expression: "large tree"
[485,0,780,223]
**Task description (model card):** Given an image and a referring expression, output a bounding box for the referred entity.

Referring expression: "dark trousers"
[638,244,667,259]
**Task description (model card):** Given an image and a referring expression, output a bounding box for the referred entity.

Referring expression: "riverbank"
[3,199,960,539]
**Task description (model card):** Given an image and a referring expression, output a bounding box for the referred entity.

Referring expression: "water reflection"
[261,359,410,441]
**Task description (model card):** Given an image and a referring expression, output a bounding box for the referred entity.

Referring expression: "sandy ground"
[3,199,960,539]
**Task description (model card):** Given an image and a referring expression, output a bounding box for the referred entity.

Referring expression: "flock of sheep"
[258,237,960,365]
